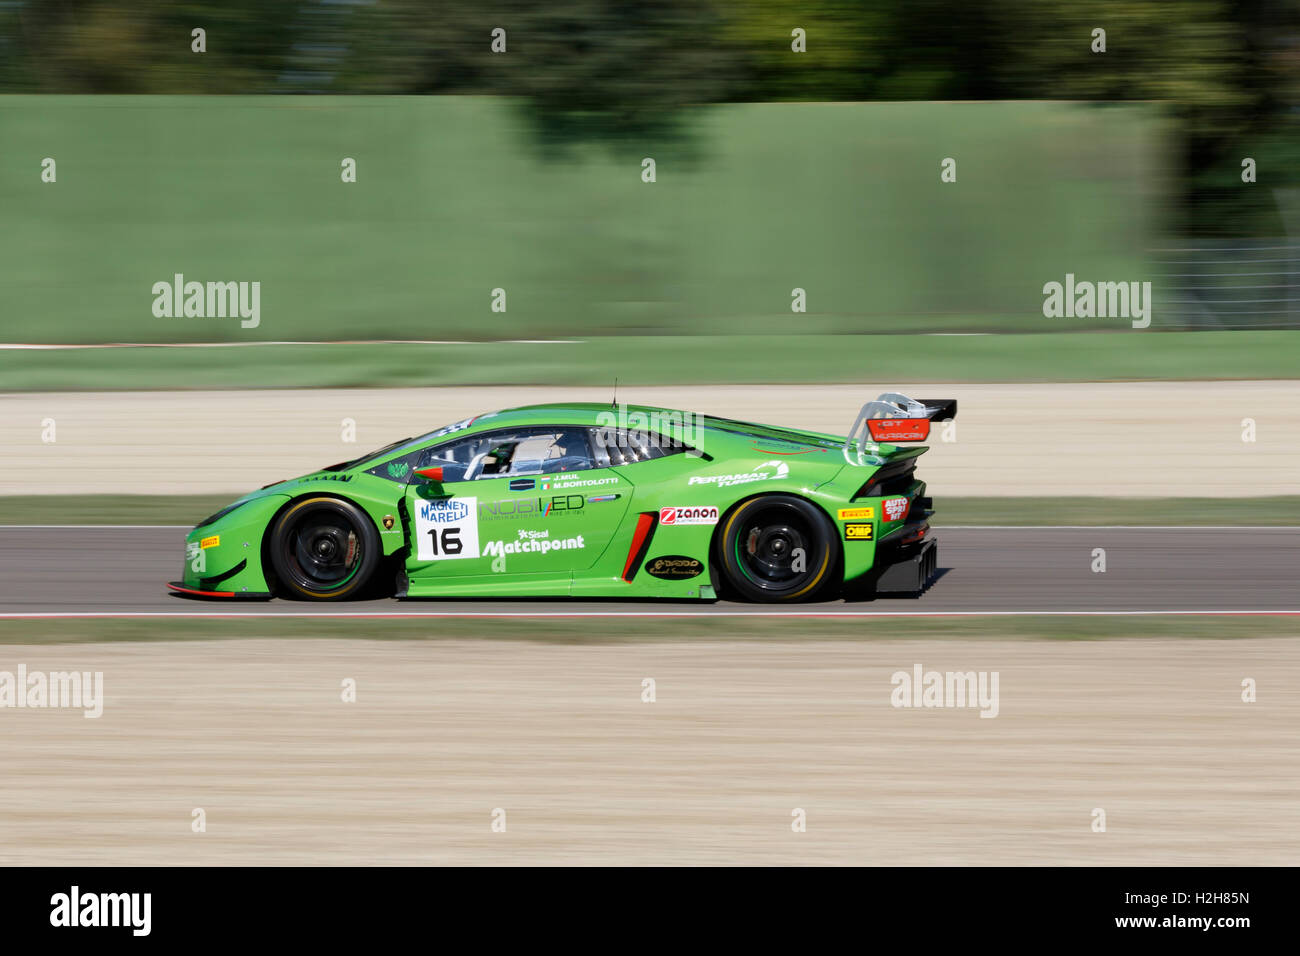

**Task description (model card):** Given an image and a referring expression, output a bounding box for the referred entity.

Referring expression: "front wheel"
[268,496,379,600]
[716,495,839,603]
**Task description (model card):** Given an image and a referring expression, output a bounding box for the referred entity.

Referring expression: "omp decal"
[644,555,704,579]
[509,478,535,491]
[883,497,911,522]
[415,497,479,561]
[838,507,874,520]
[587,494,620,503]
[659,506,719,526]
[199,535,220,549]
[844,523,873,541]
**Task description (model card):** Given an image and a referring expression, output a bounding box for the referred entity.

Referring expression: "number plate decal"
[414,496,480,561]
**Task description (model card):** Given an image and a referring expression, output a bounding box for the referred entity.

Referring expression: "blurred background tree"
[1,0,1295,233]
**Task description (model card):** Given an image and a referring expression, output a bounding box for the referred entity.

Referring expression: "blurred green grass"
[5,494,1297,527]
[5,330,1297,389]
[0,96,1160,348]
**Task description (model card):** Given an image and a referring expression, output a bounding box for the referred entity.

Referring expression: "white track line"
[2,610,1298,620]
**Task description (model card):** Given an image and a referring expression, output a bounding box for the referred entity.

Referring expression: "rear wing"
[843,392,957,464]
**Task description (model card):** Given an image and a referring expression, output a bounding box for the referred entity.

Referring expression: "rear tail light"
[900,524,929,545]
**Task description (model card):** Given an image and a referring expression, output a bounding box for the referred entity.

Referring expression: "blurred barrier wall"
[1152,235,1300,330]
[0,96,1168,346]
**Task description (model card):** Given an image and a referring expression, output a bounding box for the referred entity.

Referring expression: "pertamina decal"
[687,460,789,489]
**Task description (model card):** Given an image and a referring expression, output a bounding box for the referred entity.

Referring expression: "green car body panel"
[170,401,946,601]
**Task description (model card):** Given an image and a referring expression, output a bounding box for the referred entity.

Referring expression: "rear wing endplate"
[843,393,958,464]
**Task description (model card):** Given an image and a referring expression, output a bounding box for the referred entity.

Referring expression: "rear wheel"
[717,495,839,603]
[269,497,379,601]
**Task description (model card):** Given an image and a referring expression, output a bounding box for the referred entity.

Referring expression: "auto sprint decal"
[882,496,910,522]
[659,506,719,526]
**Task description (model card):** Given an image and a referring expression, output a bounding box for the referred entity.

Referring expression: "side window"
[589,428,687,467]
[502,429,595,476]
[417,428,595,481]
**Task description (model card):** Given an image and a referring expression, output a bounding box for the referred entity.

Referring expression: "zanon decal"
[659,506,719,526]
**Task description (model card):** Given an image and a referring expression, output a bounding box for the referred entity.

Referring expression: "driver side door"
[403,426,631,582]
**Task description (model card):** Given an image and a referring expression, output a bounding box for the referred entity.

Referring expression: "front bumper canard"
[167,581,273,600]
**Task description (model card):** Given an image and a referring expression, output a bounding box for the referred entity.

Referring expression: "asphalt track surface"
[1,526,1296,616]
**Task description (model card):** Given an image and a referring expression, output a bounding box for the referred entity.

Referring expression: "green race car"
[167,393,956,603]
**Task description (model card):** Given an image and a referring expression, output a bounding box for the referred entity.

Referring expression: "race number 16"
[426,527,462,555]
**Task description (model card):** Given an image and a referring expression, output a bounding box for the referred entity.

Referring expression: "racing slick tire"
[268,496,380,601]
[717,494,840,603]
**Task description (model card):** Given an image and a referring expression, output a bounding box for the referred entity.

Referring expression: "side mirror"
[415,466,444,483]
